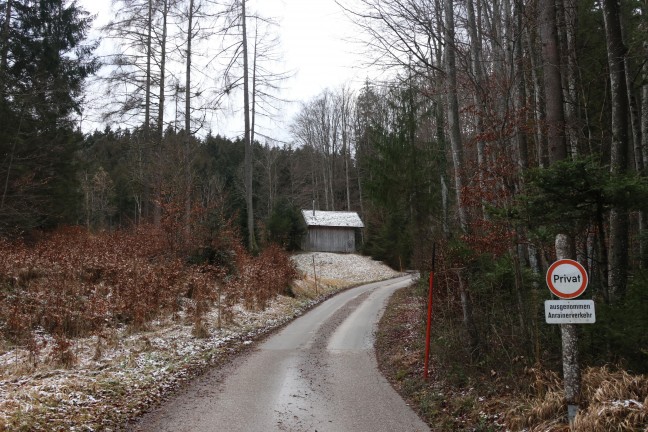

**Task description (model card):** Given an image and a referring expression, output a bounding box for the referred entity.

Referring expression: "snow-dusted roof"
[301,210,364,228]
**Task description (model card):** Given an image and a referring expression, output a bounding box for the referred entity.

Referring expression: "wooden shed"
[301,210,364,253]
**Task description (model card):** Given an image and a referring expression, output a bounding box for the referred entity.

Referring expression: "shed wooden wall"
[302,226,356,253]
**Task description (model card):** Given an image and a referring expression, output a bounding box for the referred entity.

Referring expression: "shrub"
[0,224,300,351]
[0,226,213,342]
[227,243,298,311]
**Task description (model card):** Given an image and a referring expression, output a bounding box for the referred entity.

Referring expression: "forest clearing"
[2,0,648,430]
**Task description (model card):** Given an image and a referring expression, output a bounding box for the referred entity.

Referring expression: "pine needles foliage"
[516,156,648,236]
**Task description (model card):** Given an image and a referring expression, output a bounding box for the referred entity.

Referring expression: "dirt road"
[131,274,429,432]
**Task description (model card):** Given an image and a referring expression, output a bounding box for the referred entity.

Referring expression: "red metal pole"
[423,270,434,380]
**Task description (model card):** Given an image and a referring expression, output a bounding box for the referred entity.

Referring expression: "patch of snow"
[301,210,364,228]
[292,252,401,284]
[0,252,401,430]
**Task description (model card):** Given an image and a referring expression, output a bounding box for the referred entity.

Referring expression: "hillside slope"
[0,253,399,430]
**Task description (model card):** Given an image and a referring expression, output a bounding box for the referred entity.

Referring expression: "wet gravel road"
[132,275,430,432]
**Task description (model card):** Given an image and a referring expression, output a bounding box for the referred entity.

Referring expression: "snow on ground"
[292,252,401,285]
[0,253,401,431]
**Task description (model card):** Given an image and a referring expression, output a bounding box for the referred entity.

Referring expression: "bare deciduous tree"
[601,0,629,302]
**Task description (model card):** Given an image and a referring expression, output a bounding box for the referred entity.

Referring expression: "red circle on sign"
[546,259,588,299]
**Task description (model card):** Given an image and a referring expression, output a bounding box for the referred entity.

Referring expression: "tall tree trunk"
[513,0,532,345]
[620,19,642,177]
[185,0,193,136]
[184,0,195,234]
[241,0,257,252]
[445,0,478,356]
[540,0,567,163]
[563,0,580,157]
[540,0,580,421]
[514,0,529,172]
[0,0,11,94]
[156,0,168,225]
[555,233,581,424]
[157,0,168,140]
[641,40,648,267]
[356,163,364,216]
[145,0,161,225]
[1,112,22,212]
[444,0,467,232]
[466,0,487,216]
[1,0,18,209]
[251,17,258,146]
[528,24,549,167]
[145,0,153,131]
[344,135,351,210]
[601,0,629,302]
[341,89,352,211]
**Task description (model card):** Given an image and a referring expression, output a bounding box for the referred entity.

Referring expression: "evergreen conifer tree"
[0,0,98,233]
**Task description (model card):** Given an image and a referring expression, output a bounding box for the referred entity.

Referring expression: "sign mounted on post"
[545,300,596,324]
[545,253,592,425]
[546,259,588,299]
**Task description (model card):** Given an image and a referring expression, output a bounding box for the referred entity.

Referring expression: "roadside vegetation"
[376,280,648,431]
[3,1,648,430]
[0,216,397,430]
[0,222,300,430]
[0,222,297,356]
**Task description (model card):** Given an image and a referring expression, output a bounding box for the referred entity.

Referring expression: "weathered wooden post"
[544,234,596,425]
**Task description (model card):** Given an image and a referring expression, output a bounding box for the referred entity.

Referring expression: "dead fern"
[505,366,648,431]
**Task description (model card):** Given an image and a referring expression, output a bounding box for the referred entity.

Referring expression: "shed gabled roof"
[301,210,364,228]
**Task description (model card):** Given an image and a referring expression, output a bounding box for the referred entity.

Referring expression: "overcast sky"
[79,0,368,143]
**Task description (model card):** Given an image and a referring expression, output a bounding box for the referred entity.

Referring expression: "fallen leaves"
[0,247,399,430]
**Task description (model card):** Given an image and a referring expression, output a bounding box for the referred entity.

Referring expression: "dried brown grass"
[573,367,648,431]
[0,224,299,367]
[506,366,648,431]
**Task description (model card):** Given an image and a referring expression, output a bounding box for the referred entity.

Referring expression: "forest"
[1,0,648,429]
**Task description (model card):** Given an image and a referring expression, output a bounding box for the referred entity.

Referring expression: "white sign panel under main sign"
[545,300,596,324]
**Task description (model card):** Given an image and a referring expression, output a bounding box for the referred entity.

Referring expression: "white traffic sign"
[546,259,588,299]
[545,300,595,324]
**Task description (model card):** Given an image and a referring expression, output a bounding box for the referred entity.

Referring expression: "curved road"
[132,275,429,432]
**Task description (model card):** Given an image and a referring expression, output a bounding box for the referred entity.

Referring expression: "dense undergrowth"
[376,282,648,431]
[0,225,297,365]
[0,222,316,430]
[0,232,397,430]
